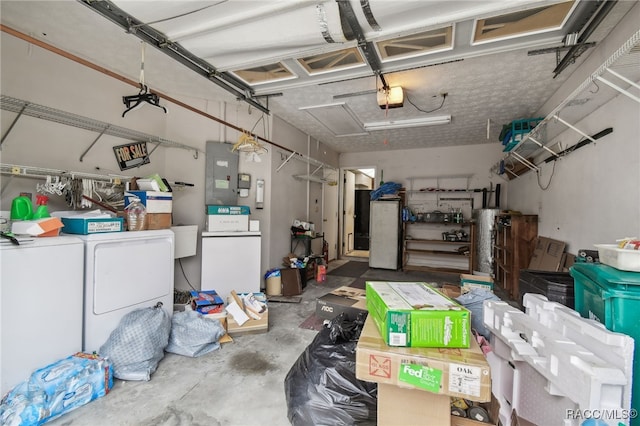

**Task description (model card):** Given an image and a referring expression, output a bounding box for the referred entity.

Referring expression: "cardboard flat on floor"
[356,316,491,402]
[366,281,471,348]
[377,383,451,426]
[528,237,566,271]
[315,286,367,320]
[227,309,268,335]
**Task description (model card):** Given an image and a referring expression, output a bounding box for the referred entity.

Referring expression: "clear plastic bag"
[165,310,226,357]
[455,288,500,339]
[99,303,170,381]
[284,312,377,426]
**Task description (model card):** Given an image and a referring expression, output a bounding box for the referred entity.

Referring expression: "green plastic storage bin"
[570,262,640,423]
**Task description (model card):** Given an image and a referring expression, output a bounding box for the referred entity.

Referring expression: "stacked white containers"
[483,294,634,426]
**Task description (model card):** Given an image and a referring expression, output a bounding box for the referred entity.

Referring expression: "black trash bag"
[284,311,377,426]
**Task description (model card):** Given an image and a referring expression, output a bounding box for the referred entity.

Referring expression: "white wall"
[507,89,640,254]
[340,143,507,206]
[504,4,640,255]
[0,33,339,291]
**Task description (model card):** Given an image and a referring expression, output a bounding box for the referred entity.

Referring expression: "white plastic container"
[594,244,640,272]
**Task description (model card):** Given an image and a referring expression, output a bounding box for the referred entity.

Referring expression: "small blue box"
[61,217,124,234]
[190,290,225,314]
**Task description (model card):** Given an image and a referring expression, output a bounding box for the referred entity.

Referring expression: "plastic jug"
[10,196,33,221]
[32,195,51,219]
[125,197,147,231]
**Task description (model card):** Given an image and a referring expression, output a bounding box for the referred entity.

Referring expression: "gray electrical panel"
[205,141,239,206]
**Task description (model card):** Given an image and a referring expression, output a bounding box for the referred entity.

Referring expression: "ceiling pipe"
[79,0,270,114]
[0,24,299,155]
[553,0,618,77]
[335,0,389,90]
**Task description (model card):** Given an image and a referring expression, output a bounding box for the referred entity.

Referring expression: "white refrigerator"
[369,199,403,270]
[201,231,261,300]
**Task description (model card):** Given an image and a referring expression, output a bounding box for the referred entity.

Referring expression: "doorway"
[340,167,376,259]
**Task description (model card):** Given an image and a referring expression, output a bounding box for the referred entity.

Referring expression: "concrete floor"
[48,259,463,426]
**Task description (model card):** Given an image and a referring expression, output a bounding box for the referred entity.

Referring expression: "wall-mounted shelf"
[276,148,337,184]
[406,174,484,214]
[491,30,640,179]
[1,162,129,184]
[0,95,203,160]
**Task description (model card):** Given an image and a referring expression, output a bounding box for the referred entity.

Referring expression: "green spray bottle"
[32,195,51,219]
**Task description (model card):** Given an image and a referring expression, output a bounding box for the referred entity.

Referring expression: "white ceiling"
[0,1,636,153]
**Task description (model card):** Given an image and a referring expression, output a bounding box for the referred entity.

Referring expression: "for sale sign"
[113,141,150,170]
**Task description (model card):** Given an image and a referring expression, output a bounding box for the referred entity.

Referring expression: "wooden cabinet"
[493,213,538,301]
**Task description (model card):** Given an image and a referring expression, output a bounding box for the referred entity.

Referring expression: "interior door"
[343,170,355,255]
[354,189,371,250]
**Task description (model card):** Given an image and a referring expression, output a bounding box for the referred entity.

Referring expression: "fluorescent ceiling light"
[299,102,367,137]
[363,115,451,131]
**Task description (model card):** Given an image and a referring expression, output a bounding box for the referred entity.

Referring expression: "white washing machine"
[1,236,84,395]
[72,229,175,353]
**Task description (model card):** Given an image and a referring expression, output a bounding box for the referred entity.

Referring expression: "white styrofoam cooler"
[594,244,640,272]
[484,294,634,426]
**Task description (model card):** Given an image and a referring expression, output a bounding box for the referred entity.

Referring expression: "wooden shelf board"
[403,264,470,274]
[406,239,470,245]
[406,248,468,256]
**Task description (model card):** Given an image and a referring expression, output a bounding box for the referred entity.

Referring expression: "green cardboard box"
[366,281,471,348]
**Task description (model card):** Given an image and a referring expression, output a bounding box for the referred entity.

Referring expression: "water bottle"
[125,197,147,231]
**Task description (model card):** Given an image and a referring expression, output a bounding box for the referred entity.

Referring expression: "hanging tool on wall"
[122,42,167,117]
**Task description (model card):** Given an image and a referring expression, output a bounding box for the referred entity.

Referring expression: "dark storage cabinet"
[519,270,574,308]
[493,214,538,301]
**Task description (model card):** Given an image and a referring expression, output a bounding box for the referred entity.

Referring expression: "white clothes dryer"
[72,229,174,353]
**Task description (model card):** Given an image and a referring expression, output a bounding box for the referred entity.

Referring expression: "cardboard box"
[147,213,172,230]
[356,315,492,402]
[366,281,471,348]
[528,237,566,271]
[206,205,251,215]
[441,284,462,299]
[226,292,269,336]
[206,205,250,232]
[125,191,173,213]
[207,215,249,232]
[190,290,225,315]
[450,394,500,426]
[280,268,302,296]
[460,274,493,293]
[316,286,367,320]
[12,217,64,237]
[227,309,268,335]
[378,383,451,426]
